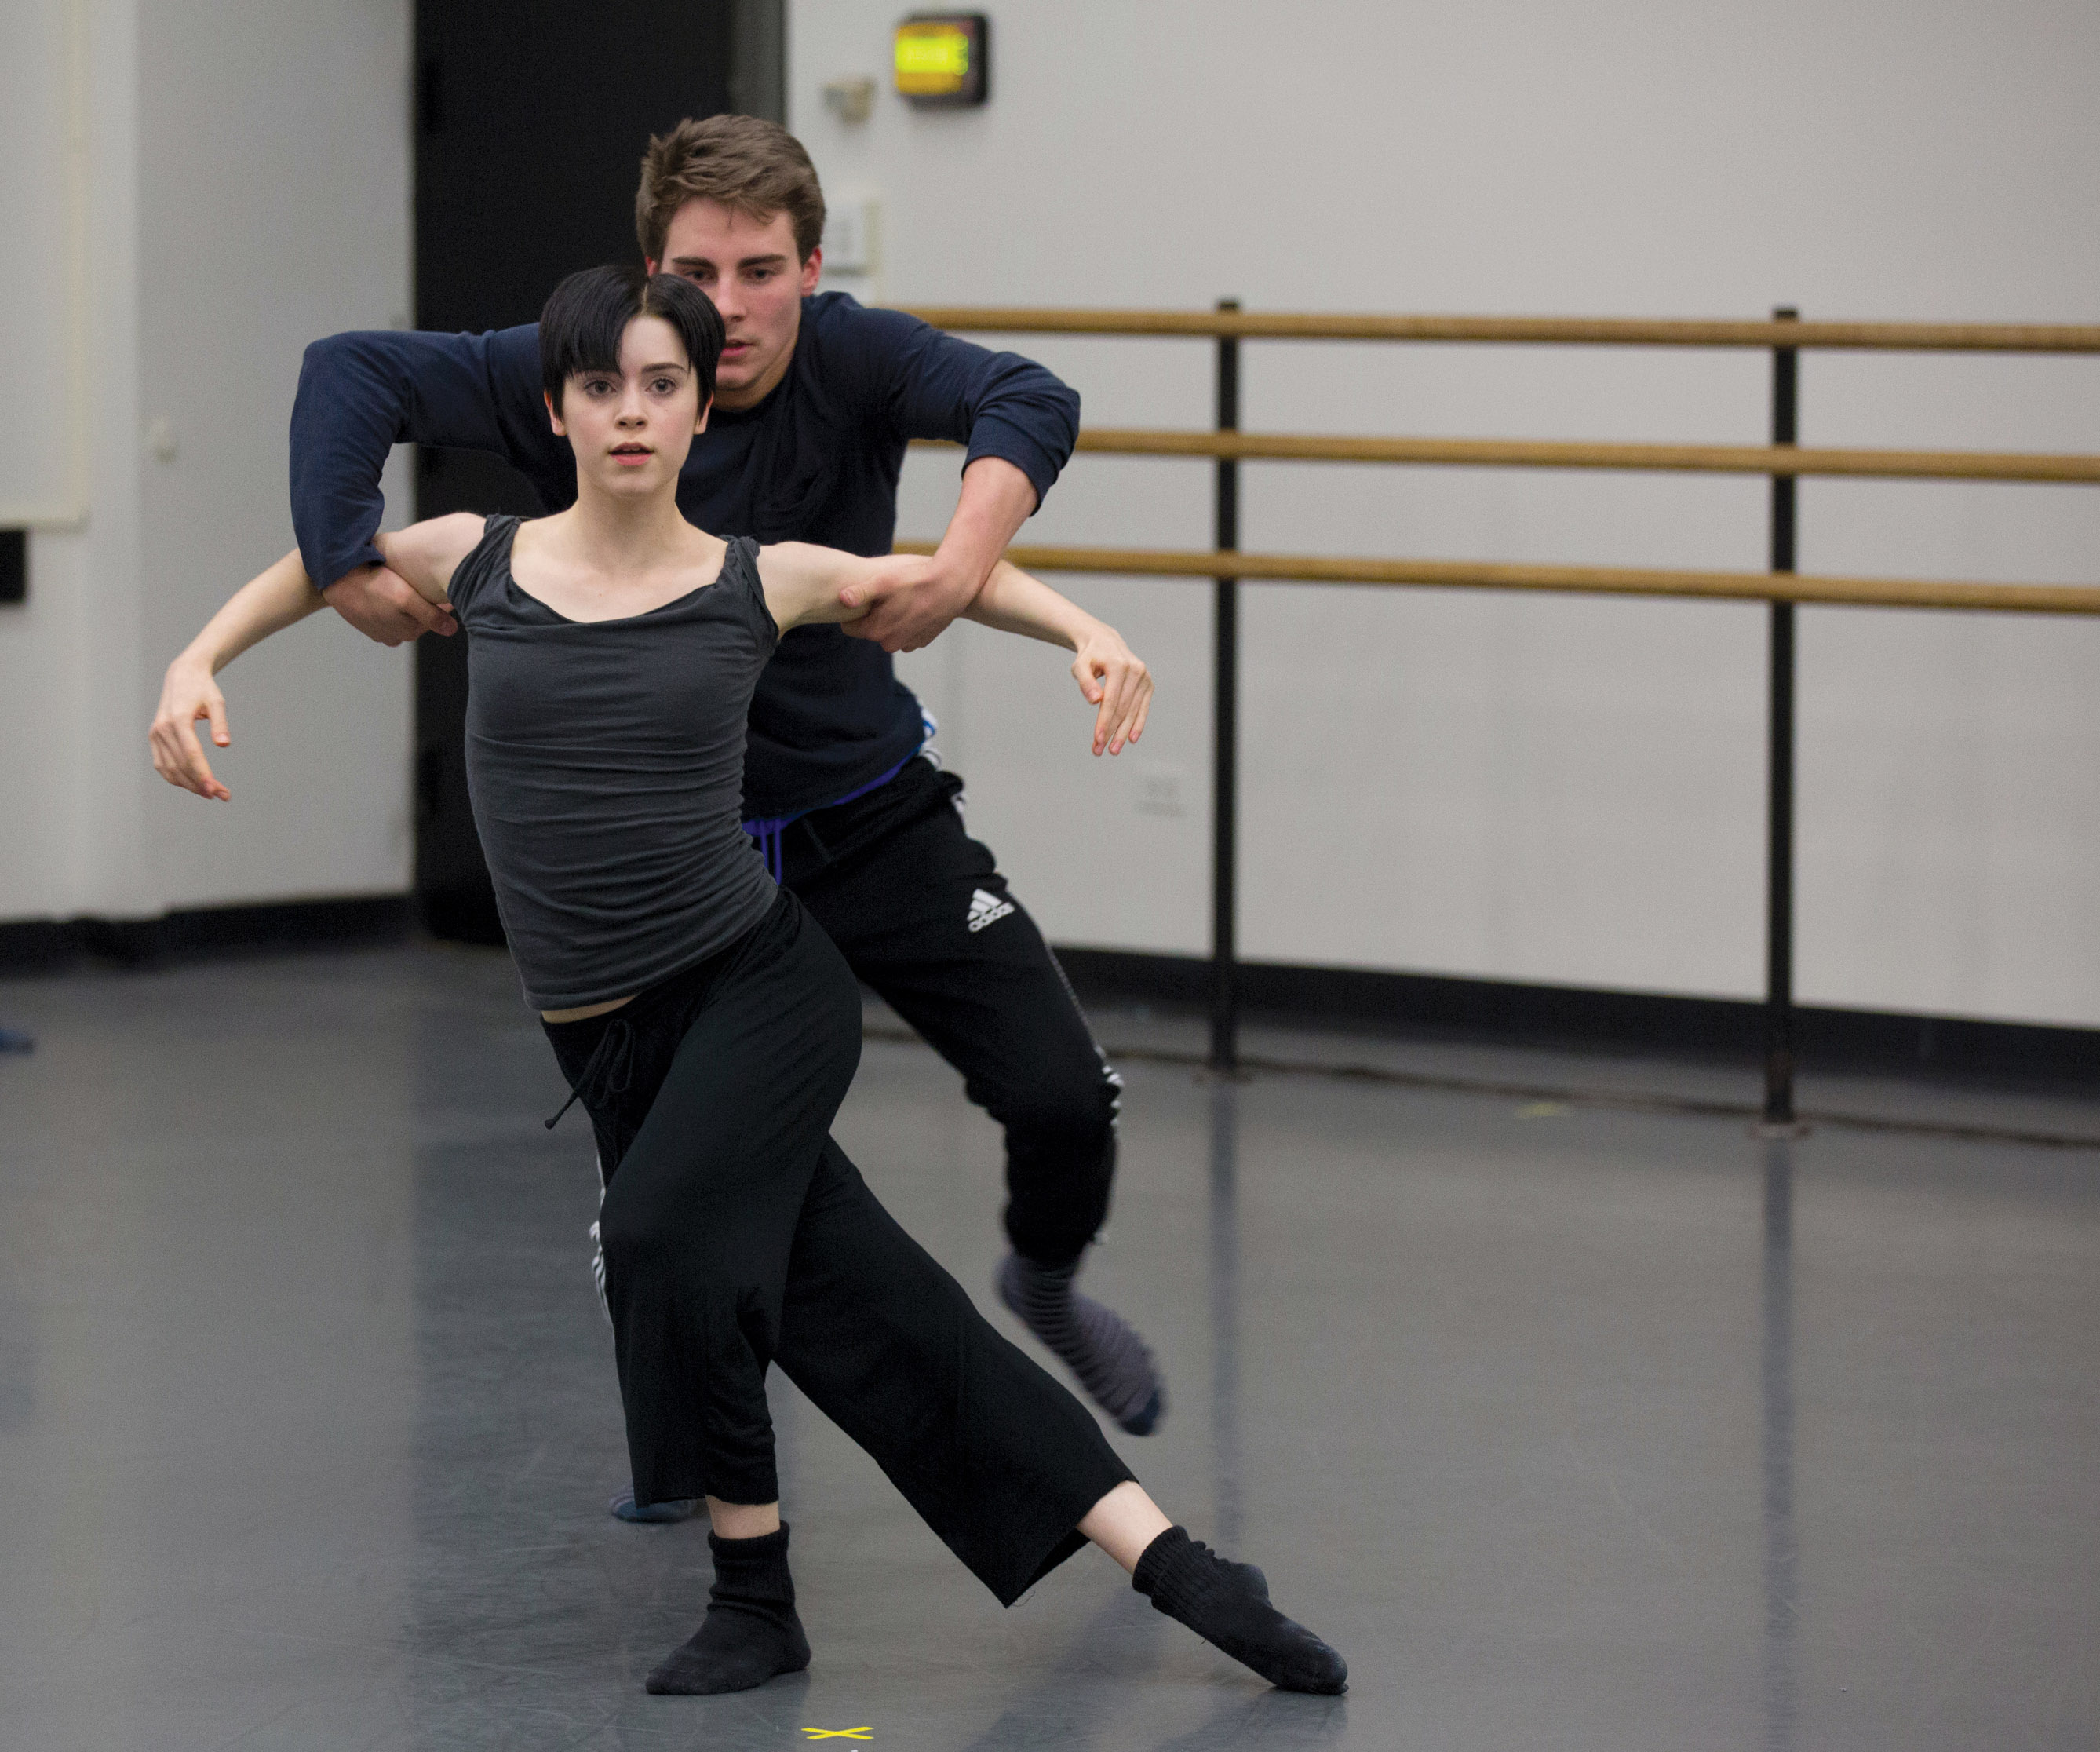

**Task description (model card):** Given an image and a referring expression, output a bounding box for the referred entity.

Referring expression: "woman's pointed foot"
[1132,1526,1347,1695]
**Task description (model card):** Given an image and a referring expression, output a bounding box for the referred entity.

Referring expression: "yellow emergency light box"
[895,13,989,108]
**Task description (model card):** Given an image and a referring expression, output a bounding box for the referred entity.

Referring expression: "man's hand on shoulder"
[840,555,982,654]
[324,562,459,646]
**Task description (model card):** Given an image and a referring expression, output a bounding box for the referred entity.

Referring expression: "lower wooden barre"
[891,542,2100,615]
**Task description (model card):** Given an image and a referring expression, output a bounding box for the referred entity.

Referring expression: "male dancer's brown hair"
[636,115,827,264]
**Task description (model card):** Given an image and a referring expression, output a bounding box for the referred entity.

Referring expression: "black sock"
[644,1524,812,1696]
[1132,1526,1348,1695]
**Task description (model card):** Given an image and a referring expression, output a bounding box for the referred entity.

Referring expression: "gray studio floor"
[2,942,2097,1752]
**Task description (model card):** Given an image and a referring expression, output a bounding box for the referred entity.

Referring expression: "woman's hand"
[1070,623,1152,756]
[147,549,334,801]
[149,654,233,801]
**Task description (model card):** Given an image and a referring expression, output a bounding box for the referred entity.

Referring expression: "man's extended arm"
[838,309,1081,652]
[290,326,560,644]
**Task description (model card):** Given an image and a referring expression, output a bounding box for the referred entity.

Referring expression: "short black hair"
[538,265,724,411]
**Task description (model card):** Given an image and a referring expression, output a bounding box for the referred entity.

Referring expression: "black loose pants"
[545,891,1133,1606]
[779,758,1121,1266]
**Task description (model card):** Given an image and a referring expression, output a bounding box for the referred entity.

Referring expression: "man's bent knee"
[991,1049,1121,1159]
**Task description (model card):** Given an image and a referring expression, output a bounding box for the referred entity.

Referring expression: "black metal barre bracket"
[1762,309,1809,1135]
[1211,301,1241,1073]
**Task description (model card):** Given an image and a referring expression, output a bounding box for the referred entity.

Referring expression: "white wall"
[0,0,413,928]
[0,0,83,524]
[790,0,2100,1028]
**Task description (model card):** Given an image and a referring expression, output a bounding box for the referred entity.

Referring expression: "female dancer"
[150,266,1346,1699]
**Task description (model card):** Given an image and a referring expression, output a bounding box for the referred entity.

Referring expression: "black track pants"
[545,891,1133,1604]
[782,759,1121,1266]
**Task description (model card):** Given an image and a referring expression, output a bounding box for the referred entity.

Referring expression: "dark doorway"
[412,1,779,942]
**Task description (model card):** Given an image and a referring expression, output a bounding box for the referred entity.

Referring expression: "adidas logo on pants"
[967,888,1015,933]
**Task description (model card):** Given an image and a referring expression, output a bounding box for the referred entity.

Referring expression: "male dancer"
[275,116,1163,1484]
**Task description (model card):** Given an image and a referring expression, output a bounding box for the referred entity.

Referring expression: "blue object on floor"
[611,1487,702,1524]
[0,1027,34,1053]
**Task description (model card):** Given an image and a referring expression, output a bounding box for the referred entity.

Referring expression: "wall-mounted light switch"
[822,198,880,276]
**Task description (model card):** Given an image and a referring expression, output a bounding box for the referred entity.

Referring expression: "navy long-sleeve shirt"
[290,292,1081,819]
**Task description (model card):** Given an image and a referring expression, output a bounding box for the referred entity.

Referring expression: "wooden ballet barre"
[892,541,2100,615]
[900,307,2100,353]
[911,432,2100,484]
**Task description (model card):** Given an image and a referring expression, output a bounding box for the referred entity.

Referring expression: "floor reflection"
[1762,1139,1797,1752]
[1148,1688,1351,1751]
[1209,1077,1244,1549]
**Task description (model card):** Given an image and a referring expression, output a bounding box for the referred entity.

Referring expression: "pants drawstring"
[546,1016,636,1130]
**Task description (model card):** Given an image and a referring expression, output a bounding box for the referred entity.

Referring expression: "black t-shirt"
[290,293,1081,817]
[446,516,779,1010]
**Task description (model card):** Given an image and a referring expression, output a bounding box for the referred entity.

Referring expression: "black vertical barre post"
[1211,299,1241,1075]
[1763,308,1799,1130]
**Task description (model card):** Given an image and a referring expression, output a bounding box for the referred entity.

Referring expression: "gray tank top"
[444,515,780,1010]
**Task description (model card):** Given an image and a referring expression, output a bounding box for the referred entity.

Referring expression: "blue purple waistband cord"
[741,750,921,882]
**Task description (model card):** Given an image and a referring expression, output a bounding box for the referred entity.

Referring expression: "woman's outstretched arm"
[764,545,1154,757]
[150,549,329,800]
[150,515,484,801]
[961,560,1154,755]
